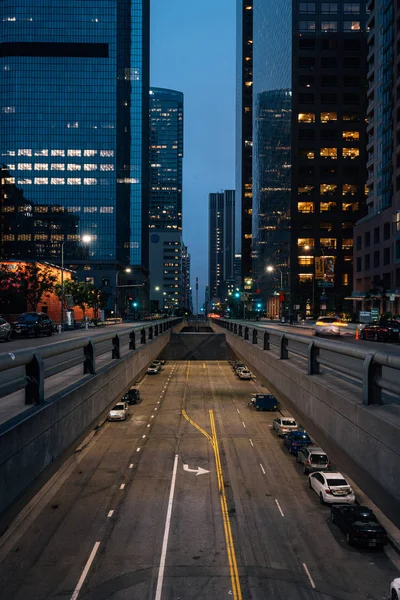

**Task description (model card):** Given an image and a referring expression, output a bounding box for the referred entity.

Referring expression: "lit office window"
[51,150,65,156]
[342,131,360,141]
[84,178,97,185]
[18,149,31,156]
[320,148,337,159]
[34,177,48,184]
[321,112,337,123]
[100,150,114,157]
[343,148,359,159]
[68,150,81,157]
[34,149,48,156]
[51,178,65,185]
[34,163,48,170]
[297,202,314,213]
[84,150,97,156]
[18,163,31,170]
[67,164,81,171]
[344,20,360,31]
[100,164,114,171]
[51,164,64,170]
[298,112,315,123]
[67,178,81,185]
[320,183,337,195]
[84,164,97,171]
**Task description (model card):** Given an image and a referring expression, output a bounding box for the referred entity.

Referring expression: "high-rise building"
[291,0,368,316]
[353,0,400,315]
[235,0,253,285]
[208,190,235,300]
[182,244,191,311]
[148,87,184,313]
[0,0,150,314]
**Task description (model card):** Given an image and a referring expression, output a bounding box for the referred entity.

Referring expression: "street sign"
[294,304,300,310]
[390,293,395,302]
[317,281,334,287]
[371,308,379,321]
[321,304,326,310]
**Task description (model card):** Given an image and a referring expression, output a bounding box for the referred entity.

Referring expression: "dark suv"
[11,312,54,338]
[122,387,140,405]
[361,319,400,342]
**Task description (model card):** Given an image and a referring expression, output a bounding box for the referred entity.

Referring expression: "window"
[343,273,350,285]
[320,222,333,231]
[321,21,338,32]
[365,231,370,247]
[320,238,337,249]
[18,163,31,170]
[321,130,336,141]
[299,40,316,51]
[299,74,315,87]
[298,256,314,265]
[344,20,361,31]
[343,113,359,122]
[299,166,315,176]
[343,148,359,159]
[384,222,391,240]
[344,3,360,14]
[356,235,362,250]
[298,238,314,249]
[321,75,338,87]
[299,57,315,68]
[67,150,81,157]
[300,93,315,104]
[320,202,337,211]
[321,93,338,104]
[342,184,358,195]
[321,39,338,50]
[298,113,315,123]
[384,247,390,265]
[298,202,314,213]
[298,184,315,195]
[320,183,337,196]
[342,238,353,249]
[51,150,65,157]
[299,274,313,282]
[343,75,359,86]
[321,112,337,123]
[343,57,360,67]
[344,93,360,104]
[102,277,110,287]
[67,164,81,171]
[343,131,360,142]
[51,163,64,170]
[299,20,316,32]
[374,251,380,268]
[356,257,362,272]
[34,163,48,170]
[299,2,315,13]
[321,3,338,13]
[299,130,315,140]
[321,57,337,67]
[320,147,337,159]
[374,227,380,244]
[299,149,314,159]
[85,277,95,285]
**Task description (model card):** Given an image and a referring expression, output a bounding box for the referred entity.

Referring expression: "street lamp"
[60,234,92,326]
[267,265,284,319]
[115,267,132,317]
[155,286,160,291]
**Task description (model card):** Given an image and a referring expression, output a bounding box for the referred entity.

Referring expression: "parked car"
[272,415,298,437]
[235,366,248,375]
[152,360,162,369]
[233,362,245,372]
[238,369,252,380]
[330,504,388,548]
[11,312,54,338]
[391,578,400,600]
[309,471,355,504]
[0,317,11,342]
[296,446,331,473]
[283,430,313,455]
[315,317,350,337]
[147,363,160,374]
[108,402,128,421]
[361,319,400,342]
[249,394,278,411]
[122,387,140,405]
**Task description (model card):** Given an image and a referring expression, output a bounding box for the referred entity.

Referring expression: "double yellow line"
[180,362,242,599]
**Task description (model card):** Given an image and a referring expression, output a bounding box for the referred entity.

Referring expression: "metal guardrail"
[214,319,400,406]
[0,318,181,406]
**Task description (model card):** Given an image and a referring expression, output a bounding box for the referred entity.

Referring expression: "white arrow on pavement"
[183,464,210,476]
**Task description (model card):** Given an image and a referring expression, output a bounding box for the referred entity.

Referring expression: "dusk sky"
[150,0,236,304]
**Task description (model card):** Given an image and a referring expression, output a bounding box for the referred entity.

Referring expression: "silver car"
[108,402,128,421]
[296,446,331,474]
[0,318,11,342]
[315,317,350,337]
[272,416,298,436]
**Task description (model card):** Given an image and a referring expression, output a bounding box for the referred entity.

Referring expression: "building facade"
[353,0,400,315]
[0,0,150,314]
[291,0,368,317]
[208,190,235,300]
[182,244,192,311]
[235,0,253,285]
[148,87,185,313]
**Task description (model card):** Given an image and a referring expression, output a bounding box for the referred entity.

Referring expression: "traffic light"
[234,292,240,299]
[133,301,138,308]
[257,303,262,309]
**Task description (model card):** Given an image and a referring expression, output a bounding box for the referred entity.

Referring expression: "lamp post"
[267,266,284,318]
[115,267,132,317]
[60,234,92,327]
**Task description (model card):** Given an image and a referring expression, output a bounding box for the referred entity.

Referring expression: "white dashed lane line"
[129,463,134,469]
[119,484,125,490]
[237,408,240,414]
[275,499,285,517]
[259,463,266,475]
[136,447,141,452]
[303,563,316,589]
[107,510,114,518]
[249,439,254,447]
[242,421,246,428]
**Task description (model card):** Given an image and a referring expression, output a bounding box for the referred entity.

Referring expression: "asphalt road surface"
[0,361,398,600]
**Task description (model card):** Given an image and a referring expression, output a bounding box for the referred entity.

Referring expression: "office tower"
[291,0,368,316]
[354,0,399,315]
[209,190,235,300]
[148,87,184,313]
[0,0,150,314]
[235,0,253,285]
[251,0,292,317]
[182,244,191,311]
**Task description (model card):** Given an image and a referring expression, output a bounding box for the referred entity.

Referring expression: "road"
[0,361,397,599]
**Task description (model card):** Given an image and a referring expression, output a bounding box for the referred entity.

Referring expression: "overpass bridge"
[0,318,399,600]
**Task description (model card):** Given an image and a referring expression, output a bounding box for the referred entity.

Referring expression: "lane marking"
[154,407,158,411]
[151,415,154,419]
[242,421,246,428]
[249,439,254,447]
[70,541,101,600]
[303,563,316,589]
[147,424,150,427]
[155,454,179,600]
[107,510,114,518]
[129,463,134,469]
[275,499,284,517]
[119,483,125,490]
[142,435,146,439]
[259,463,266,475]
[136,447,141,452]
[236,408,240,414]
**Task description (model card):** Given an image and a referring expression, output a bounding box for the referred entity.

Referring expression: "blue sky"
[150,0,236,305]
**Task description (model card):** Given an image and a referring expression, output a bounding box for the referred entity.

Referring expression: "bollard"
[25,352,45,405]
[129,329,136,350]
[362,354,382,405]
[279,334,289,359]
[112,334,120,359]
[308,342,320,375]
[84,339,96,374]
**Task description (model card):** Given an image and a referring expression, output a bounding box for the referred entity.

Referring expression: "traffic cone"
[355,328,359,340]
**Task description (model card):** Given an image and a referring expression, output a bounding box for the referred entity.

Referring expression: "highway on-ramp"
[0,361,398,599]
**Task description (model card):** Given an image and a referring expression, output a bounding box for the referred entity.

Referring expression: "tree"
[13,263,57,312]
[85,284,109,319]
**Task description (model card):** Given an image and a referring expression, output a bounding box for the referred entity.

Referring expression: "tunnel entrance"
[159,332,236,361]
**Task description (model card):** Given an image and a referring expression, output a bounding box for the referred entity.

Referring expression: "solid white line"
[249,439,254,447]
[303,563,316,589]
[107,510,114,518]
[70,541,101,600]
[259,463,266,475]
[242,421,246,428]
[275,499,284,517]
[119,483,125,490]
[155,454,179,600]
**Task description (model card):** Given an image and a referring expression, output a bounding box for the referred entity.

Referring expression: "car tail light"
[325,489,331,494]
[306,460,311,465]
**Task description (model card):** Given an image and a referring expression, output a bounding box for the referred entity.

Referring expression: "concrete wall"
[0,332,170,518]
[223,331,400,525]
[159,333,237,361]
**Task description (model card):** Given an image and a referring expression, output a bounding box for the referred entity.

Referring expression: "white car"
[152,360,162,369]
[108,402,128,421]
[272,416,298,436]
[238,369,252,380]
[147,362,160,374]
[315,317,351,337]
[308,471,356,504]
[390,578,400,600]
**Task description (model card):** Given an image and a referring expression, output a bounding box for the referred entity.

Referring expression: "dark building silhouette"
[209,190,235,300]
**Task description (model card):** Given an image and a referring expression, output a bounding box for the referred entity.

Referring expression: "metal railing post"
[234,324,238,334]
[112,334,120,359]
[84,339,96,374]
[25,352,44,405]
[252,329,257,344]
[148,326,153,340]
[263,331,270,351]
[308,342,320,375]
[141,328,146,344]
[239,325,243,336]
[279,335,289,359]
[244,326,249,340]
[362,354,382,405]
[155,324,159,336]
[129,329,136,350]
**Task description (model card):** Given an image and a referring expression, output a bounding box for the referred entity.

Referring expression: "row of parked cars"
[0,312,55,341]
[272,415,389,550]
[147,358,165,375]
[230,360,252,380]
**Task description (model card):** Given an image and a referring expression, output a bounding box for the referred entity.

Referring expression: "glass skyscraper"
[0,0,150,309]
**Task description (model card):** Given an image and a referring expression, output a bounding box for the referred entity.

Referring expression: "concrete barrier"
[0,332,170,518]
[223,330,400,527]
[160,333,236,361]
